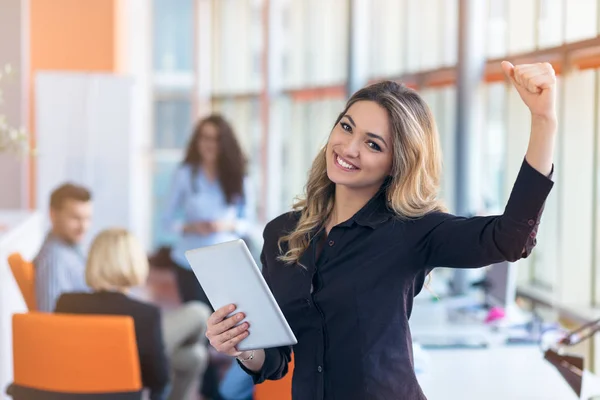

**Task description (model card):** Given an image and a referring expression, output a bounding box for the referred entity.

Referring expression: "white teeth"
[337,155,355,170]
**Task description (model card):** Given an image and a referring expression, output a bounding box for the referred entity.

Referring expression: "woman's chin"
[327,168,356,187]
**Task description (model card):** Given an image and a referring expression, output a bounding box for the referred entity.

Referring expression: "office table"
[411,297,579,399]
[417,345,577,400]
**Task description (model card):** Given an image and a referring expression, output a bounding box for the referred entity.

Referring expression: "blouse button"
[317,365,323,373]
[530,231,537,238]
[527,219,535,226]
[328,240,335,247]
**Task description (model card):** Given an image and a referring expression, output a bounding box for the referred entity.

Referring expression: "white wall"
[35,72,146,251]
[0,211,44,399]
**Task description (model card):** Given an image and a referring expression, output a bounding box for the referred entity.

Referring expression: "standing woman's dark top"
[247,158,551,400]
[204,61,558,400]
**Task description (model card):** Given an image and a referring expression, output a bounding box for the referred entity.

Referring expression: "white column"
[116,0,153,249]
[451,0,487,294]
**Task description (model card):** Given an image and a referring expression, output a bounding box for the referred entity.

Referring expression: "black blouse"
[241,160,553,400]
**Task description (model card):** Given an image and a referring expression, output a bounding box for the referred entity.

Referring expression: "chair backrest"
[8,253,37,311]
[12,312,142,394]
[254,353,294,400]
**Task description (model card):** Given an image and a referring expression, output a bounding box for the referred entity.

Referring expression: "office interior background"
[1,0,600,399]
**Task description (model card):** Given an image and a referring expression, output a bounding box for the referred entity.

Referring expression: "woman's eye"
[368,141,382,152]
[340,122,352,132]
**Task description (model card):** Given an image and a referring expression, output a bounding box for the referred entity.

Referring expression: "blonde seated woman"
[55,228,211,400]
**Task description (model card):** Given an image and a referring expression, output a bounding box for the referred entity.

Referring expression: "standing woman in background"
[163,114,253,306]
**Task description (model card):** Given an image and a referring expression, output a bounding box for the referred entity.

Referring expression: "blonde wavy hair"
[278,81,446,266]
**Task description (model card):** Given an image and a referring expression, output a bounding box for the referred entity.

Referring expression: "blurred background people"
[162,114,253,306]
[55,228,211,400]
[161,114,255,400]
[34,183,92,312]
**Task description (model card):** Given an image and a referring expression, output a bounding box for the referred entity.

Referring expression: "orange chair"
[7,312,142,399]
[254,353,294,400]
[7,253,37,311]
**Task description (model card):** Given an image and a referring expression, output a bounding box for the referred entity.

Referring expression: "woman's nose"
[341,138,360,158]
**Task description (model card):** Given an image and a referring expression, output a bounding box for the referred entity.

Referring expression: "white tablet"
[185,239,297,351]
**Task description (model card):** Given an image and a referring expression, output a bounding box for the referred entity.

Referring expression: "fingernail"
[237,314,244,320]
[229,305,235,311]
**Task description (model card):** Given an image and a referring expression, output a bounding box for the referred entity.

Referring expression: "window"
[441,0,458,67]
[152,0,194,72]
[507,0,535,55]
[279,97,344,207]
[481,82,507,213]
[405,0,421,72]
[212,0,264,94]
[558,70,595,303]
[151,158,181,247]
[153,98,193,149]
[487,0,507,58]
[212,97,263,219]
[594,71,600,305]
[419,0,443,70]
[537,0,563,49]
[281,0,348,88]
[565,0,597,43]
[369,0,405,78]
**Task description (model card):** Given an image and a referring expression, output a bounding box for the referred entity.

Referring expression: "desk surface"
[411,297,578,400]
[417,346,577,400]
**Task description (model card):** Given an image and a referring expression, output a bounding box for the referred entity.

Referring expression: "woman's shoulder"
[54,292,94,312]
[263,211,301,239]
[122,295,161,315]
[402,209,464,234]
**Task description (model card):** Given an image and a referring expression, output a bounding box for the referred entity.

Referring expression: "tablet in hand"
[185,239,297,350]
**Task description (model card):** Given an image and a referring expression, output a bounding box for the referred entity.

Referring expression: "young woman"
[204,61,557,400]
[163,114,253,305]
[55,229,211,400]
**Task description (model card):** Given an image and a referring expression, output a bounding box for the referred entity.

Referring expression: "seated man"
[34,183,92,312]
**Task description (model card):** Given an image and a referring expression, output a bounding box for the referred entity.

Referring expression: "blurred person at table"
[34,183,92,312]
[56,228,211,400]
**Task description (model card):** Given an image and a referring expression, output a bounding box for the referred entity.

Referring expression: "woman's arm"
[420,62,557,269]
[206,225,293,383]
[237,347,292,383]
[502,61,557,176]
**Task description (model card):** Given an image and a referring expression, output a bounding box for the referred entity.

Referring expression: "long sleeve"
[140,308,170,395]
[35,249,87,312]
[419,159,554,269]
[162,166,188,235]
[237,237,292,383]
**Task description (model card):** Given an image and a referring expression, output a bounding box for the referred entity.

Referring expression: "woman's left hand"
[502,61,557,120]
[210,220,236,233]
